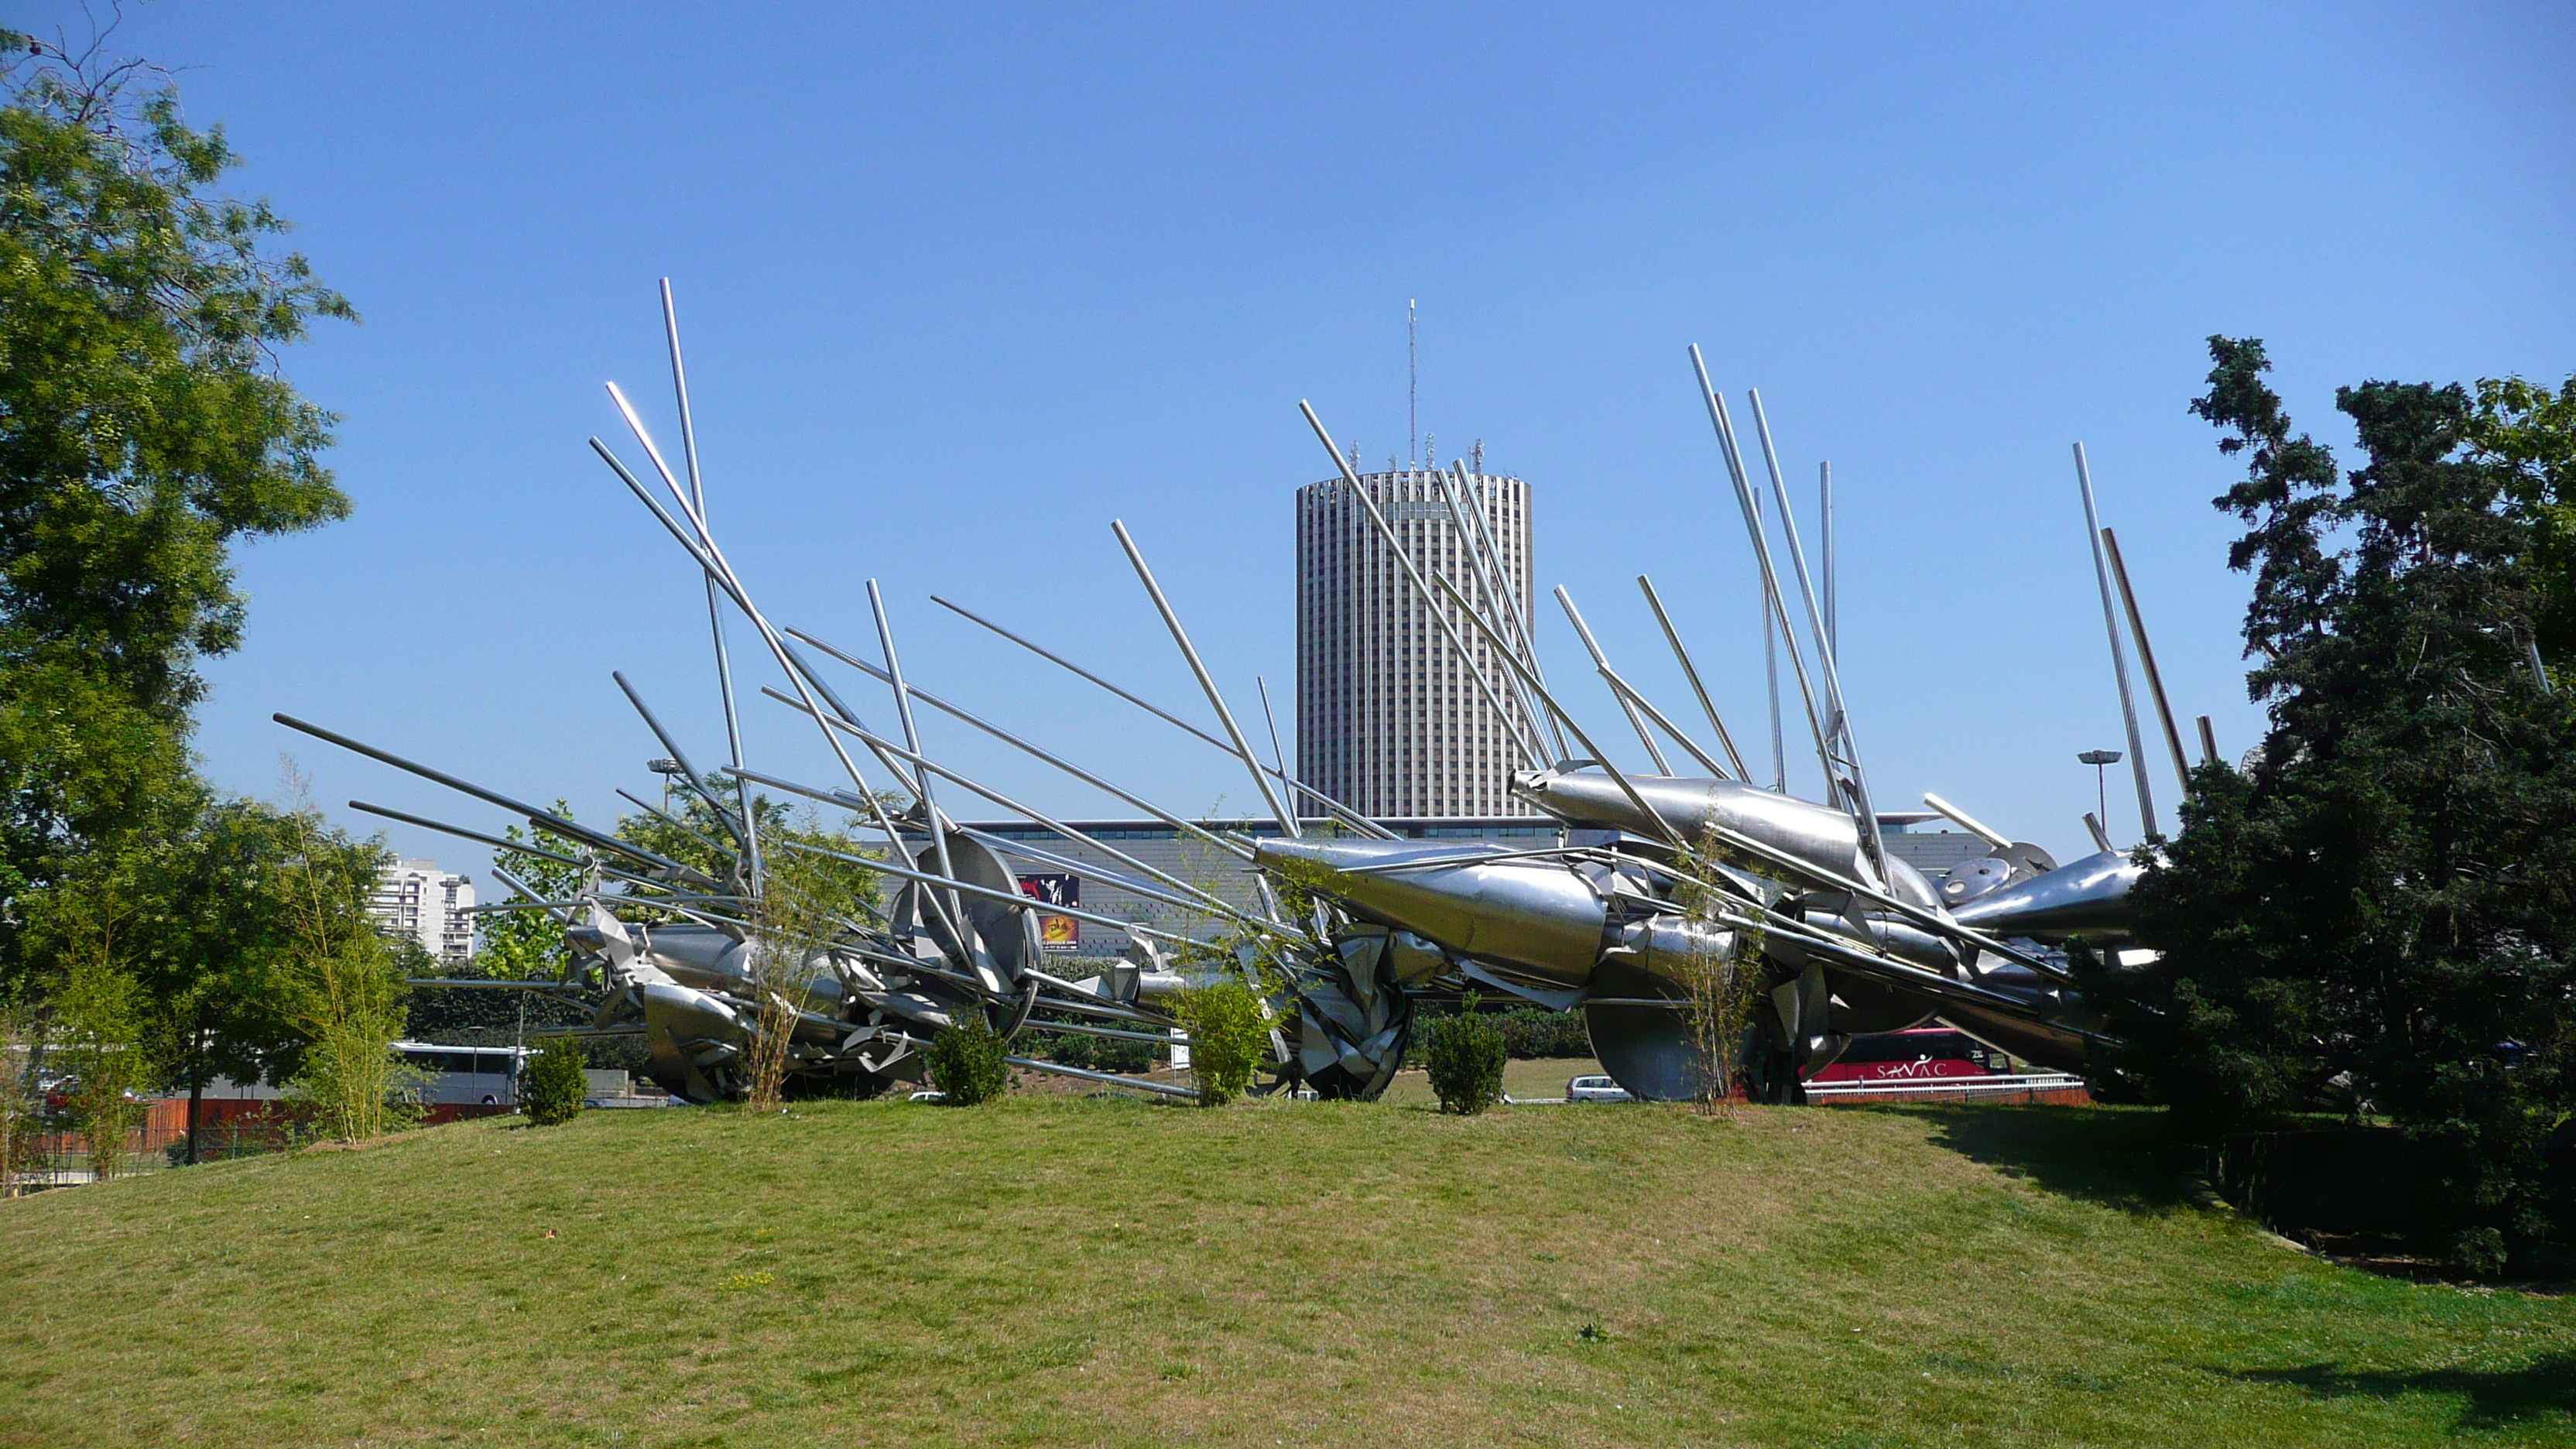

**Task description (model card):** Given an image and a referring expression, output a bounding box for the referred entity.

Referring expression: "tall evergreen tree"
[2089,337,2576,1255]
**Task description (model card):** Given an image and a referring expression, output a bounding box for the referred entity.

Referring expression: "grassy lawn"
[2,1098,2569,1447]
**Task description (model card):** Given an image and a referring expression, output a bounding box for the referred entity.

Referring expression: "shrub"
[1032,1029,1153,1075]
[520,1039,589,1125]
[1423,996,1507,1115]
[927,1015,1010,1105]
[1490,1007,1593,1059]
[1173,981,1266,1107]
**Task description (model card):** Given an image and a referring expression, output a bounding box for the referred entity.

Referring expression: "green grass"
[2,1098,2569,1447]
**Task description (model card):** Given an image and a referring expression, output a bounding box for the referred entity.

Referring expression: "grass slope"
[2,1099,2570,1447]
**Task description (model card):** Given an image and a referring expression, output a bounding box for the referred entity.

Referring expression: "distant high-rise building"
[1296,468,1539,817]
[371,858,476,964]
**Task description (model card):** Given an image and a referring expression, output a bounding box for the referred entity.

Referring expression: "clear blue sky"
[28,2,2572,878]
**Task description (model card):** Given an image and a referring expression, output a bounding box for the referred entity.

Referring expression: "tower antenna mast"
[1407,298,1418,468]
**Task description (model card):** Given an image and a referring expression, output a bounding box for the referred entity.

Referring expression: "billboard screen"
[1018,873,1081,953]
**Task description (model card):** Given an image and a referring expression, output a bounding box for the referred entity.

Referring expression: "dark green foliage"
[519,1039,587,1127]
[1490,1006,1592,1059]
[0,43,353,992]
[927,1015,1009,1105]
[1410,1003,1591,1059]
[1171,981,1266,1107]
[2089,337,2576,1255]
[1026,1026,1153,1075]
[1423,995,1507,1115]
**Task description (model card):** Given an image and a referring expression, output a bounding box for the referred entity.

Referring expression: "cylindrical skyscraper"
[1296,468,1538,818]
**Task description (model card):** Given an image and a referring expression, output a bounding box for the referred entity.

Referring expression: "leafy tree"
[2092,338,2576,1258]
[0,29,352,993]
[473,814,591,985]
[2475,374,2576,655]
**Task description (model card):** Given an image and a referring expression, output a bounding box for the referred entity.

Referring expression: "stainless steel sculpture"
[277,291,2180,1109]
[1210,362,2169,1103]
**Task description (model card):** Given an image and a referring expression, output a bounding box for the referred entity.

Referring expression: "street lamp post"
[2077,749,2123,834]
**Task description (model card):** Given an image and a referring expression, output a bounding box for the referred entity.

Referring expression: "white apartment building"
[1296,467,1539,818]
[370,858,476,964]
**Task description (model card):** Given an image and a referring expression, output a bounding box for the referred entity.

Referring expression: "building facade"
[370,858,476,964]
[1296,468,1538,818]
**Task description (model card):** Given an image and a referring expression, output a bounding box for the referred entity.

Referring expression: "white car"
[1566,1074,1633,1103]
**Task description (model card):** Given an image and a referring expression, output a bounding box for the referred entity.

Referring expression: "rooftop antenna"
[1471,438,1485,474]
[1407,298,1418,469]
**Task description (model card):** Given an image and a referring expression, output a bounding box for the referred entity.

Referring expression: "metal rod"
[276,713,714,886]
[656,281,762,889]
[606,379,764,883]
[1553,586,1671,774]
[1636,575,1749,781]
[964,827,1284,937]
[1820,461,1837,662]
[1920,792,2012,851]
[1335,842,1598,875]
[1000,1053,1201,1100]
[1688,350,1834,800]
[1747,389,1888,884]
[2197,714,2219,766]
[2100,527,2191,799]
[613,788,734,864]
[345,800,586,869]
[2084,811,2114,854]
[772,637,925,802]
[1456,463,1569,761]
[766,645,1259,864]
[1430,574,1690,849]
[1757,488,1785,791]
[1255,675,1292,786]
[2073,444,2159,839]
[930,596,1391,839]
[587,433,961,944]
[1111,519,1297,838]
[775,838,1228,953]
[489,865,578,933]
[1434,463,1555,758]
[1554,590,1730,779]
[866,578,962,930]
[1017,1018,1191,1047]
[610,670,746,849]
[1298,402,1550,765]
[738,731,1268,929]
[1592,668,1729,779]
